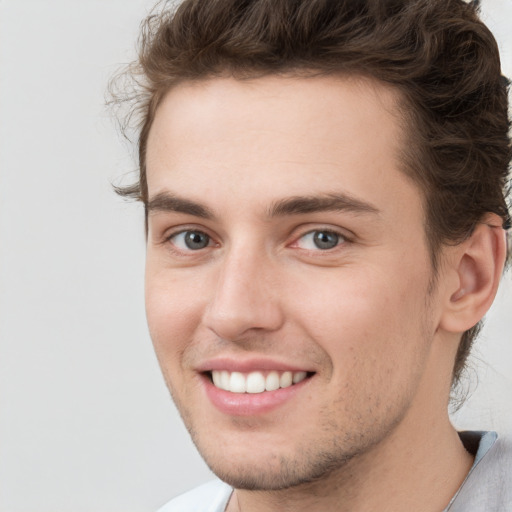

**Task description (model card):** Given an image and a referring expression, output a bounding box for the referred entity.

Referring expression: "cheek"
[296,270,433,425]
[144,268,203,360]
[144,269,210,408]
[289,263,433,376]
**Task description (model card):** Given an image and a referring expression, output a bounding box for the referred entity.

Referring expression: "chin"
[193,435,361,491]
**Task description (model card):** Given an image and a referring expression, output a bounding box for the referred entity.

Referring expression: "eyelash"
[164,226,350,255]
[165,228,215,253]
[292,229,348,251]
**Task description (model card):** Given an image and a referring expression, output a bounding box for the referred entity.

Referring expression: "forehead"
[145,74,420,222]
[147,74,404,164]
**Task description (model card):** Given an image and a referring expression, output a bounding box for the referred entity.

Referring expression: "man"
[115,0,511,510]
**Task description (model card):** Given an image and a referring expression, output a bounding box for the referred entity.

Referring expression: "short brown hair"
[112,0,511,387]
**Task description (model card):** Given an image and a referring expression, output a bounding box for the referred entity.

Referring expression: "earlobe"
[440,214,507,334]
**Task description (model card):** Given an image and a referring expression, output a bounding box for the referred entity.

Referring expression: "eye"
[169,230,211,251]
[296,230,344,250]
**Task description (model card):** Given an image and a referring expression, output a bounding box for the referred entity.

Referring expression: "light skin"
[144,75,506,512]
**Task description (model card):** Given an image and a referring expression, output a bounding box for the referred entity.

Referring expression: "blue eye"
[170,230,211,250]
[297,230,342,250]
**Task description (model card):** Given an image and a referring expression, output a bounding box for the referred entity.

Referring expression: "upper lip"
[196,357,314,374]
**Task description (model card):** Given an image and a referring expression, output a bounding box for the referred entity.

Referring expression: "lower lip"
[202,374,311,416]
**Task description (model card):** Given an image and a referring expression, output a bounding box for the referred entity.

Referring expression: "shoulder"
[156,480,233,512]
[449,431,512,511]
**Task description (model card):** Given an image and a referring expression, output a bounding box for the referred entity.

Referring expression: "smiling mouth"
[208,370,313,394]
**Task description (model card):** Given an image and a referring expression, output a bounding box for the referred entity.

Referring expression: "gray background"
[0,1,510,511]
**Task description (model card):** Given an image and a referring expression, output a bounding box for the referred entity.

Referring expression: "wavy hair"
[111,0,511,388]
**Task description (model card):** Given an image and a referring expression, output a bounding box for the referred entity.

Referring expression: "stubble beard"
[165,279,437,493]
[167,340,433,492]
[203,433,373,491]
[175,393,413,492]
[165,334,434,493]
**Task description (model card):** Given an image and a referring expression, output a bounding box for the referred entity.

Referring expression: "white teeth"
[212,371,221,388]
[280,371,293,388]
[265,371,280,391]
[293,371,307,384]
[246,372,266,393]
[210,370,310,393]
[229,372,246,393]
[220,371,230,390]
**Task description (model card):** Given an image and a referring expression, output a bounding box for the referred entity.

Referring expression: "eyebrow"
[267,193,380,217]
[146,191,380,220]
[147,192,215,219]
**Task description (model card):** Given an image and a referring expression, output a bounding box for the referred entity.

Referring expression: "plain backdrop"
[0,1,510,511]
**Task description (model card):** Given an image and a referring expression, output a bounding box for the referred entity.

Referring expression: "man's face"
[145,75,450,489]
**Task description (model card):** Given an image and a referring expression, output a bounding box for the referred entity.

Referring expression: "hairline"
[142,69,448,275]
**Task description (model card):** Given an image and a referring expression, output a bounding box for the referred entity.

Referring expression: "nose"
[203,247,285,342]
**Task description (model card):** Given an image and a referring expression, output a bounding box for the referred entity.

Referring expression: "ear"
[439,214,507,334]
